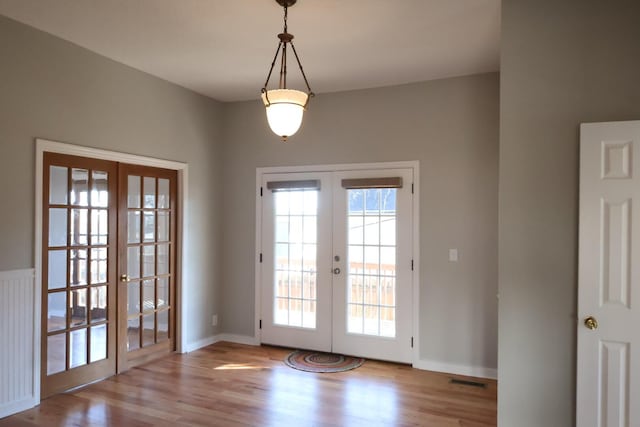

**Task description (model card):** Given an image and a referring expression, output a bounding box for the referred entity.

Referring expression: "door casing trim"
[35,138,189,402]
[254,160,420,365]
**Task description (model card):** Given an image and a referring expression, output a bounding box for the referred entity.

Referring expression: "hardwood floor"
[1,342,497,426]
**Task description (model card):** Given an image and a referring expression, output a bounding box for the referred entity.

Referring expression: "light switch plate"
[449,249,458,262]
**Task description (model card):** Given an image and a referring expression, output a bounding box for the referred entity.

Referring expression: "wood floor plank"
[0,342,497,426]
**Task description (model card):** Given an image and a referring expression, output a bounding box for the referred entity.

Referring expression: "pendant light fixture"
[261,0,314,142]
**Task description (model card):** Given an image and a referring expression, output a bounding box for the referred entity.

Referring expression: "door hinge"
[259,253,263,263]
[259,319,262,329]
[411,337,414,348]
[411,259,414,271]
[260,187,263,197]
[411,183,414,194]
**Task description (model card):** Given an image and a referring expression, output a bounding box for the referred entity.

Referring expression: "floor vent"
[449,378,487,388]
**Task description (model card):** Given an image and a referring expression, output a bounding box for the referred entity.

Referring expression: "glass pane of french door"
[118,164,177,369]
[345,187,398,337]
[273,189,319,328]
[42,153,117,398]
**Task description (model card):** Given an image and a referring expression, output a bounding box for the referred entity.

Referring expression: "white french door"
[260,166,414,363]
[260,172,333,352]
[331,169,413,362]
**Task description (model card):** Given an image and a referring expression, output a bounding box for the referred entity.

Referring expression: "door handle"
[584,316,598,330]
[333,268,341,275]
[120,274,130,282]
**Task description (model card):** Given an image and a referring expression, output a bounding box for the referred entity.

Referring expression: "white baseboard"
[183,335,219,353]
[0,397,37,420]
[215,334,260,346]
[183,334,259,353]
[413,358,497,380]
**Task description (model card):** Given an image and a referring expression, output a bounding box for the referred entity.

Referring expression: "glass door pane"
[273,189,318,329]
[346,188,398,338]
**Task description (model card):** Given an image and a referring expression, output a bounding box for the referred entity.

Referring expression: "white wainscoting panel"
[0,269,37,419]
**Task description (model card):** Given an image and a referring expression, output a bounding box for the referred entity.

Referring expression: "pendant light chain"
[261,1,314,99]
[283,3,288,33]
[279,4,288,89]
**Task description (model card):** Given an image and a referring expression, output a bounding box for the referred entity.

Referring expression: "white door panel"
[578,120,640,427]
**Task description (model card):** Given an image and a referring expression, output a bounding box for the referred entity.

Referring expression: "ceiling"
[0,0,501,102]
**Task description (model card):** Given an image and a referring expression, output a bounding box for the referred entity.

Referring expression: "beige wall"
[499,1,640,425]
[1,10,500,382]
[0,15,224,344]
[221,73,499,371]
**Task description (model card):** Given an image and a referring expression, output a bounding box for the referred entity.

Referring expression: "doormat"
[284,350,365,373]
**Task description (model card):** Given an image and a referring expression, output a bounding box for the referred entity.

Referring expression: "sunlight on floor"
[213,363,265,370]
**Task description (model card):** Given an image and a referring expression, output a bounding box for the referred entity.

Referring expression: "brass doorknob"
[584,316,598,330]
[120,274,129,282]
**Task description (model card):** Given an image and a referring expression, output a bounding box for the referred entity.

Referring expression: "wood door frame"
[35,138,188,402]
[254,161,420,366]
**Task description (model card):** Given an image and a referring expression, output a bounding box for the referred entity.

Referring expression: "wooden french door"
[41,153,177,397]
[117,164,177,371]
[42,153,118,397]
[260,167,414,363]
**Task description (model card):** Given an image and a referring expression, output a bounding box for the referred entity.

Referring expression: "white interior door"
[260,166,414,363]
[578,120,640,426]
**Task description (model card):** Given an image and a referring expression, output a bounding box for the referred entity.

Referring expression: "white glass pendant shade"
[262,89,308,140]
